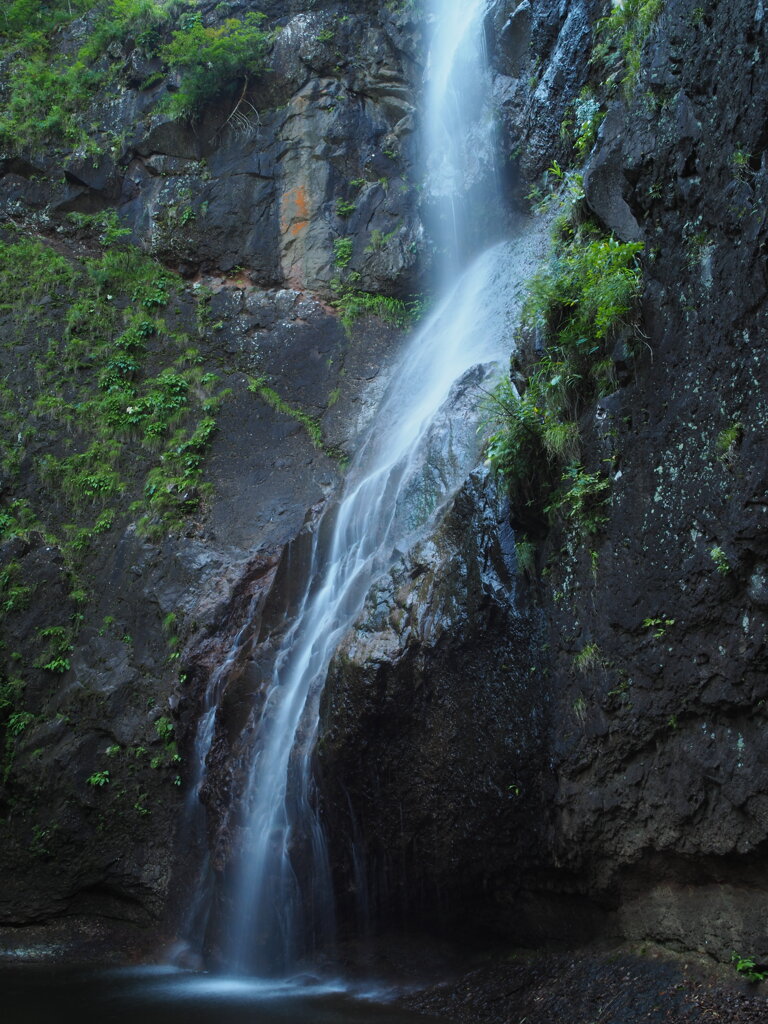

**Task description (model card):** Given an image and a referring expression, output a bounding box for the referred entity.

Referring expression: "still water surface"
[2,965,443,1024]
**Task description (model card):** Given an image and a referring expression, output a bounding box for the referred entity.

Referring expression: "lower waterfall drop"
[225,242,537,975]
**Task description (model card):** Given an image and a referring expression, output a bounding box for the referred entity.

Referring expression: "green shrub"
[595,0,665,95]
[79,0,189,64]
[0,2,270,151]
[0,54,101,152]
[161,11,270,119]
[525,227,643,351]
[1,0,90,38]
[333,236,354,268]
[487,216,643,536]
[485,376,560,521]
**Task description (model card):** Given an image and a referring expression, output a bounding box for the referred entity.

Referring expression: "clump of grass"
[594,0,666,96]
[486,212,642,535]
[573,642,603,673]
[334,290,424,334]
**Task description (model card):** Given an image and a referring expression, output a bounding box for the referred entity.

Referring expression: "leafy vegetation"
[0,3,274,816]
[710,545,731,575]
[161,11,271,120]
[35,626,73,674]
[515,536,536,575]
[0,1,272,153]
[0,222,225,764]
[333,236,354,268]
[573,642,604,673]
[87,769,110,787]
[0,563,33,620]
[247,376,343,460]
[0,230,223,543]
[545,466,612,535]
[642,616,675,639]
[594,0,666,95]
[365,226,399,252]
[333,290,424,334]
[486,200,643,537]
[732,953,768,984]
[565,88,605,159]
[334,198,357,218]
[717,422,743,462]
[154,716,174,743]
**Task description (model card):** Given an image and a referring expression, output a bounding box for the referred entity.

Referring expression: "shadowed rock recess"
[0,0,766,993]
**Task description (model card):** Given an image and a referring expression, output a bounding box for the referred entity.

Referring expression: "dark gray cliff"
[537,0,768,962]
[317,0,768,967]
[0,0,766,978]
[318,470,549,938]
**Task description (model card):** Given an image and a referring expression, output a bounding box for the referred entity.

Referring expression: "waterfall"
[181,0,542,976]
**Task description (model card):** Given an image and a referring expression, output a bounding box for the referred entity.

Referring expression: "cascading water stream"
[425,0,501,281]
[181,0,543,977]
[226,246,524,975]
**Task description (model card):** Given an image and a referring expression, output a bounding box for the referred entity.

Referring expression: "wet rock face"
[522,0,768,962]
[318,472,546,936]
[315,0,768,965]
[2,0,766,970]
[488,0,605,187]
[0,250,407,943]
[0,3,426,296]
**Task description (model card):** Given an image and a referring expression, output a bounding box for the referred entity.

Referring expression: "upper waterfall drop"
[424,0,500,281]
[180,0,544,978]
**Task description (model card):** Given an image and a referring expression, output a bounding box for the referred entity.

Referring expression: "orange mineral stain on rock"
[280,185,310,239]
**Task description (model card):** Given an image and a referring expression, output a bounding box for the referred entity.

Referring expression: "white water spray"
[183,0,544,975]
